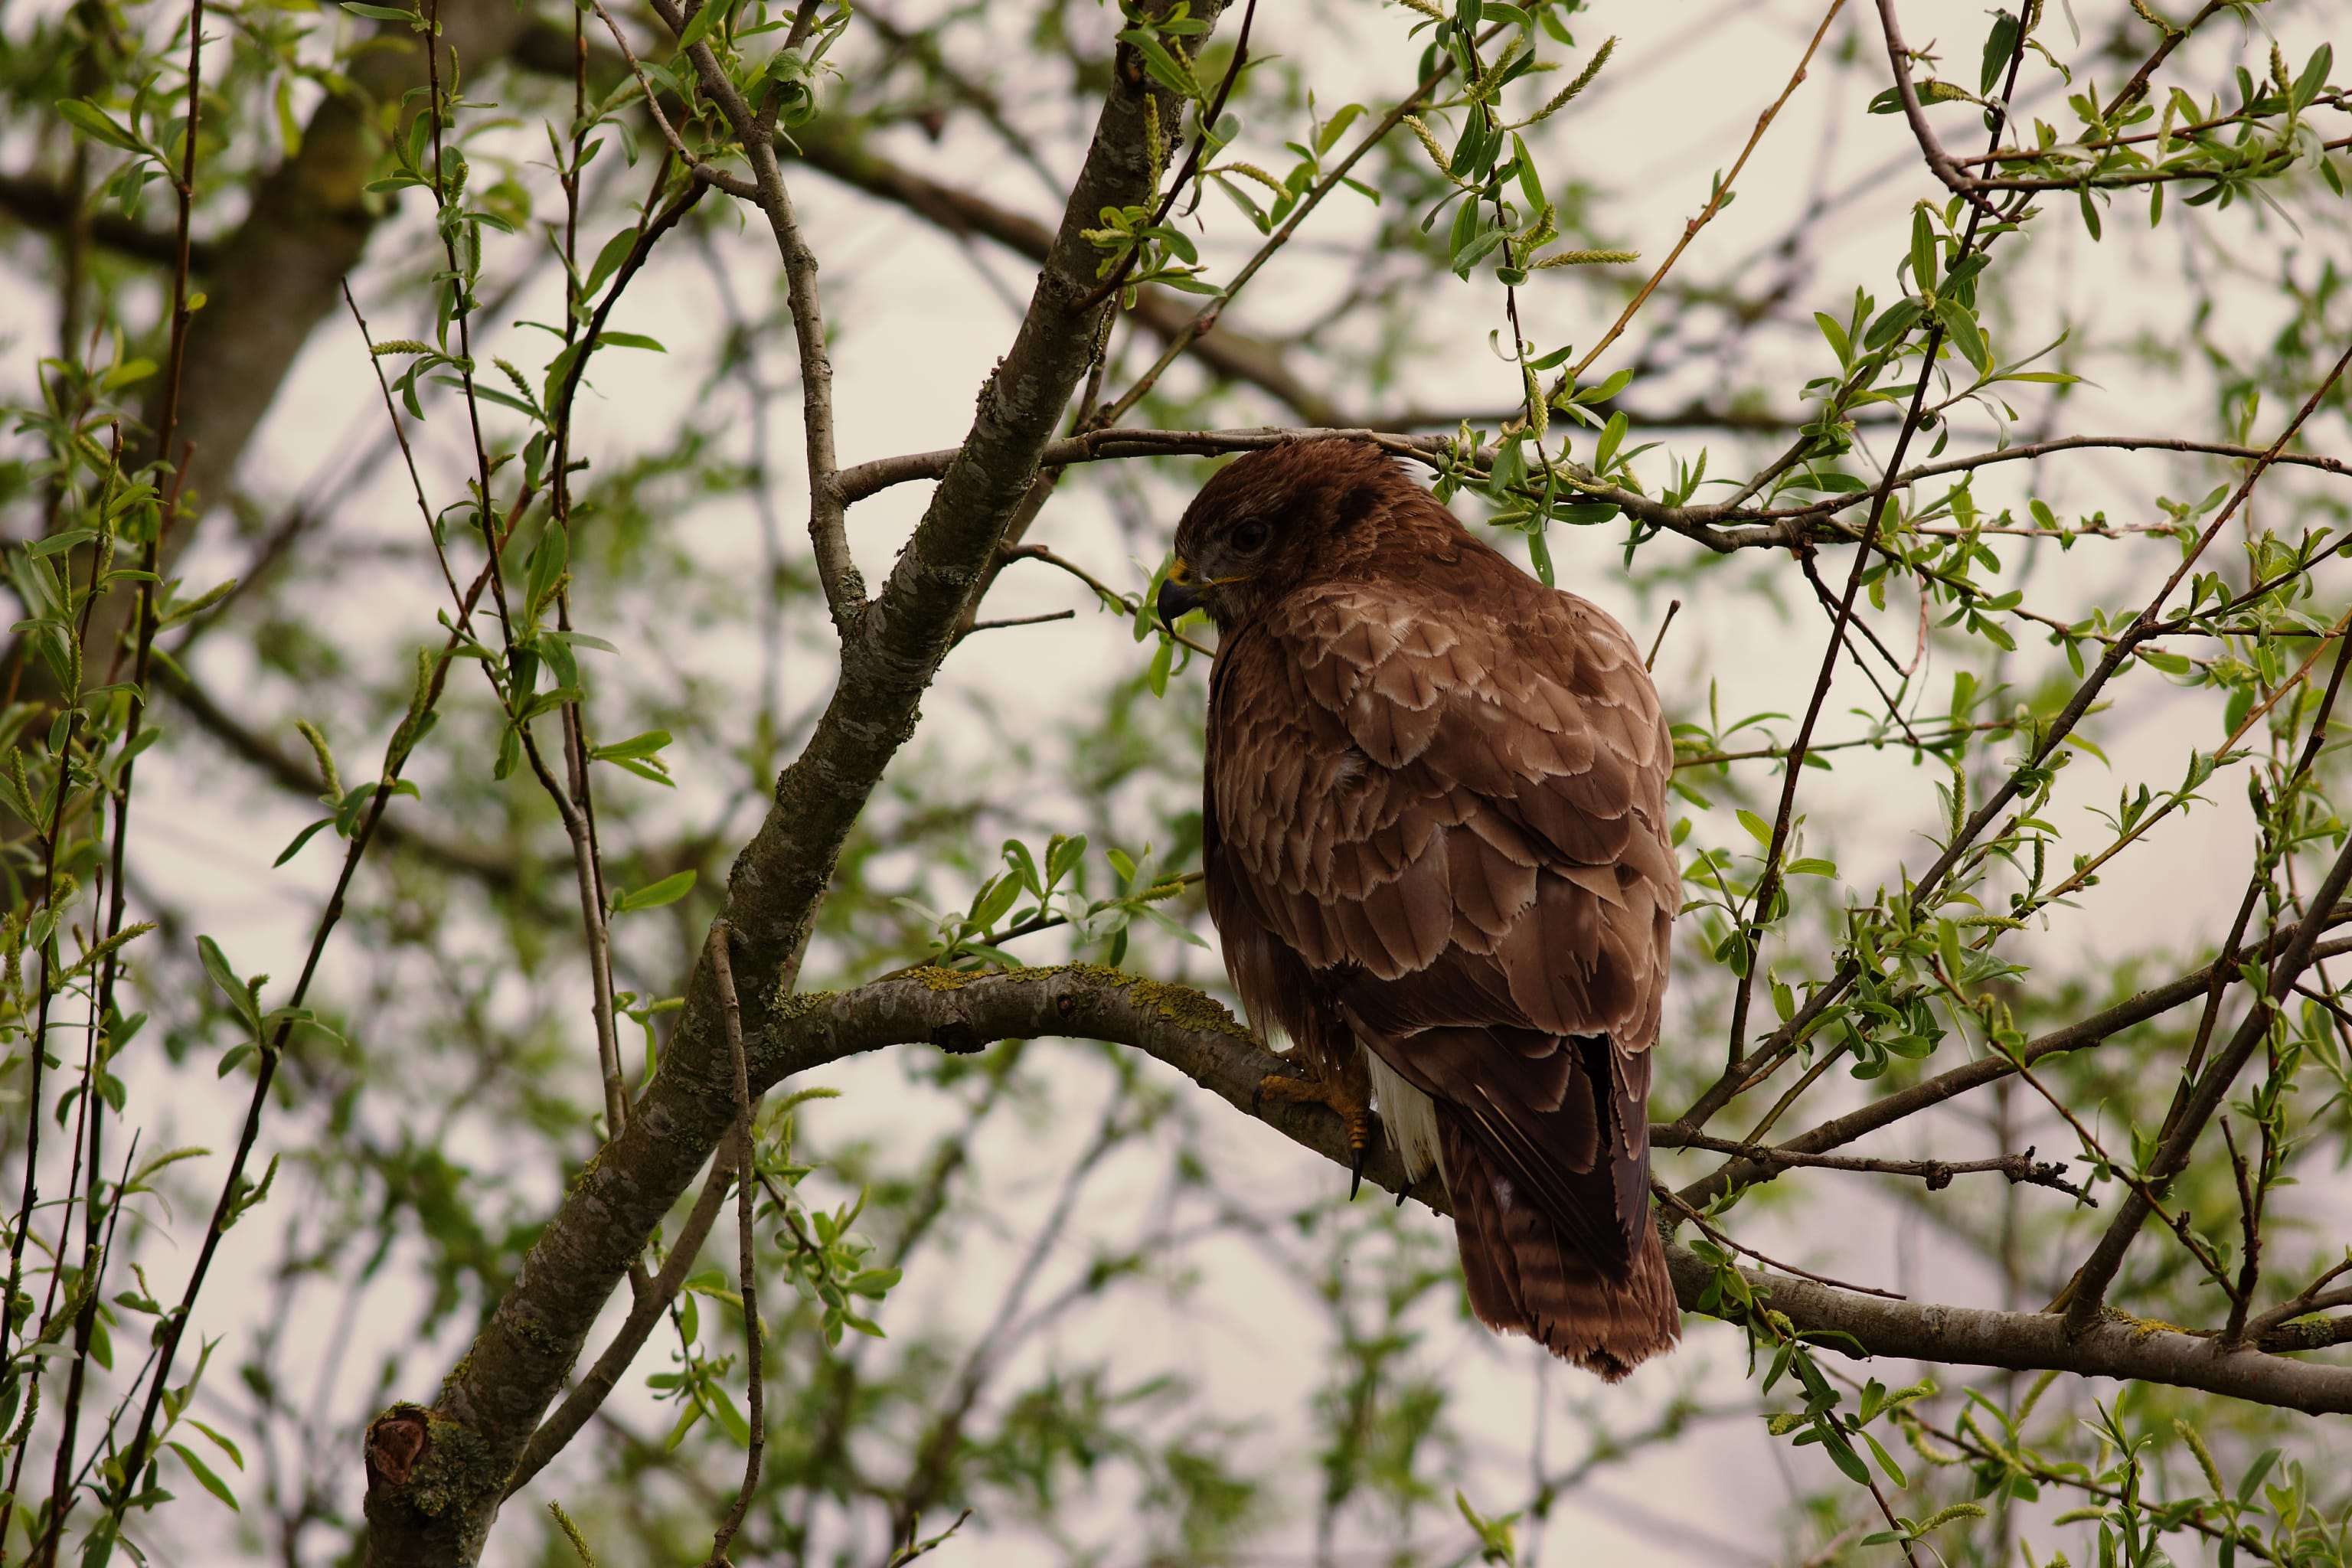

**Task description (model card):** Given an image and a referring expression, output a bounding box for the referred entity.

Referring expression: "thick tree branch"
[524,967,2352,1422]
[503,1150,734,1496]
[364,15,1227,1561]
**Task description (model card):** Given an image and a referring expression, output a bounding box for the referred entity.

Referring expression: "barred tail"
[1442,1118,1679,1380]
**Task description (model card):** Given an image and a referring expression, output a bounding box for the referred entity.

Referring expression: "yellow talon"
[1256,1073,1377,1194]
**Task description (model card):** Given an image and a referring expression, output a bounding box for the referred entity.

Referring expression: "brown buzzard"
[1158,438,1681,1378]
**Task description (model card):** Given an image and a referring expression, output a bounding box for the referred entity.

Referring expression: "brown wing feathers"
[1182,438,1681,1379]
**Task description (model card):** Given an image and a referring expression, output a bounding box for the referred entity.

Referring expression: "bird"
[1157,436,1681,1379]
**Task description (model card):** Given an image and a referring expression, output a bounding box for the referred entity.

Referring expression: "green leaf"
[1909,205,1939,296]
[1814,311,1852,366]
[1935,296,1991,374]
[971,873,1022,930]
[1821,1426,1873,1485]
[583,227,639,299]
[101,358,158,390]
[166,1441,238,1511]
[1118,28,1200,100]
[338,1,418,20]
[664,1400,704,1451]
[595,332,665,352]
[1573,367,1635,404]
[1862,297,1923,350]
[1047,833,1088,888]
[704,1383,751,1446]
[1315,102,1366,155]
[1001,839,1043,897]
[1979,11,2019,96]
[1862,1429,1909,1488]
[272,818,336,867]
[612,870,697,913]
[674,0,728,54]
[183,1420,246,1471]
[1736,808,1774,846]
[1593,410,1628,470]
[2291,44,2333,111]
[1150,224,1197,264]
[57,98,149,154]
[1867,80,1977,113]
[29,528,98,558]
[591,730,672,763]
[197,936,262,1035]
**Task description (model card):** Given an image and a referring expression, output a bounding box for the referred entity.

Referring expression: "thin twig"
[642,0,858,626]
[704,924,764,1566]
[1644,599,1681,672]
[1562,0,1845,383]
[1682,332,2352,1137]
[1078,0,1259,309]
[838,426,2352,561]
[2064,819,2352,1334]
[1653,1183,1906,1299]
[99,550,508,1540]
[999,543,1214,655]
[1670,922,2352,1214]
[1674,713,2052,770]
[958,609,1076,639]
[508,1155,735,1494]
[1097,24,1501,426]
[2243,1256,2352,1340]
[1656,1133,2093,1204]
[11,432,127,1563]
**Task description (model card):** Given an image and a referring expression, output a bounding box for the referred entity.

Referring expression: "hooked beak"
[1156,557,1203,626]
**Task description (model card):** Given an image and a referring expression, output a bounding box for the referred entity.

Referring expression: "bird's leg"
[1256,1047,1377,1197]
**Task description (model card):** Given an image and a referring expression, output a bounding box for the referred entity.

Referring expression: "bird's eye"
[1232,518,1272,552]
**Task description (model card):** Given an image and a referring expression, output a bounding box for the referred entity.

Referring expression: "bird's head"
[1158,438,1423,631]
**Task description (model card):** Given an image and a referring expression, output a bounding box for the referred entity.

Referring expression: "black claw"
[1394,1175,1412,1208]
[1349,1145,1368,1200]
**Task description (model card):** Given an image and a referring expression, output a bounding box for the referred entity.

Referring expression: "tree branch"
[1671,921,2352,1213]
[2063,825,2352,1334]
[503,1148,734,1496]
[151,658,527,892]
[833,425,2352,556]
[0,171,219,270]
[555,967,2352,1417]
[1872,0,2005,220]
[642,0,858,626]
[364,13,1228,1560]
[1655,1132,2093,1204]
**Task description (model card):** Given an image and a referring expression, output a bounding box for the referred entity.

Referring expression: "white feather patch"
[1364,1048,1446,1187]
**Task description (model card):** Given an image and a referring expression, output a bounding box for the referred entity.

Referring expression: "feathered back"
[1184,439,1682,1377]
